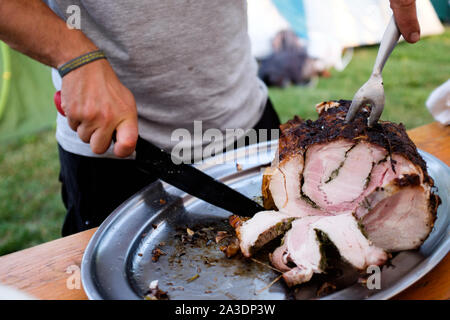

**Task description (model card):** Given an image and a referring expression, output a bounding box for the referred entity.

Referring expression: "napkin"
[426,80,450,126]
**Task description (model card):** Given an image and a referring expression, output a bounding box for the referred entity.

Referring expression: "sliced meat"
[311,213,388,269]
[270,242,291,272]
[235,211,294,257]
[359,182,436,251]
[282,267,315,287]
[302,140,355,209]
[262,155,329,217]
[302,141,388,212]
[235,100,440,289]
[318,142,383,205]
[280,216,323,286]
[262,100,439,252]
[272,214,386,287]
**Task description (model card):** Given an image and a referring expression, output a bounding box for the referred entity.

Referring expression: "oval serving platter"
[81,141,450,300]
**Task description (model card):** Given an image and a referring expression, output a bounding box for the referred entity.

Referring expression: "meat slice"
[302,141,388,212]
[357,177,437,251]
[278,216,322,286]
[270,242,291,272]
[301,140,355,209]
[268,214,387,287]
[311,213,388,269]
[235,211,294,257]
[262,155,326,217]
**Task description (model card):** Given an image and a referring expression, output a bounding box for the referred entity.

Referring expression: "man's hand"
[390,0,421,43]
[61,59,138,157]
[0,0,138,158]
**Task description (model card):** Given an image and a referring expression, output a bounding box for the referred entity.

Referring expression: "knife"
[54,91,265,217]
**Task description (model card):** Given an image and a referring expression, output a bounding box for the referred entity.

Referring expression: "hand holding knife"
[54,91,265,217]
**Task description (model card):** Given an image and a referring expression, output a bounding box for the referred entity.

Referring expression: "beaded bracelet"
[57,50,107,78]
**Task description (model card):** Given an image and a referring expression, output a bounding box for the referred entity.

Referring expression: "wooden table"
[0,122,449,300]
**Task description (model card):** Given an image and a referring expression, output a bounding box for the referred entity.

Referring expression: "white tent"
[248,0,444,70]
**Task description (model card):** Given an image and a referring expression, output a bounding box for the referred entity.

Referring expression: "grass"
[0,131,65,255]
[269,27,450,129]
[0,27,449,256]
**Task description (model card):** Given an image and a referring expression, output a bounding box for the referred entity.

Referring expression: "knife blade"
[134,136,265,217]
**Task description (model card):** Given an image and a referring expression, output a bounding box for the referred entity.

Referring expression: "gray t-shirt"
[44,0,267,159]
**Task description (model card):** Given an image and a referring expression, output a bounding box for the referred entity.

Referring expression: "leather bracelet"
[57,50,107,78]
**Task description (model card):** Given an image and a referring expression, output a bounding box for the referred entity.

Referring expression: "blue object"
[272,0,308,40]
[430,0,450,22]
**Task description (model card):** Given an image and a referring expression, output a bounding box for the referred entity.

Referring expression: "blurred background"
[0,0,449,256]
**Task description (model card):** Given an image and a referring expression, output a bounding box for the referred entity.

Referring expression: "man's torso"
[44,0,267,158]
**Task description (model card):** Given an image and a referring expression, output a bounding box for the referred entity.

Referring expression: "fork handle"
[372,15,401,76]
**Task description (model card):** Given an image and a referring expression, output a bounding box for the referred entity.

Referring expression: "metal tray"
[81,141,450,300]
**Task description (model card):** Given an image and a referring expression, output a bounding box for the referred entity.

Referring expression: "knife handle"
[54,91,65,117]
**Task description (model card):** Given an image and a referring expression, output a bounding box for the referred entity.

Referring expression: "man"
[0,0,421,236]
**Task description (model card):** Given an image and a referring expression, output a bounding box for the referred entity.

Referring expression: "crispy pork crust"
[428,190,441,234]
[393,173,421,187]
[277,100,432,185]
[262,167,276,210]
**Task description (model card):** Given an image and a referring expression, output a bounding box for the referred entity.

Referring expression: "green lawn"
[0,27,449,256]
[270,28,450,128]
[0,131,65,255]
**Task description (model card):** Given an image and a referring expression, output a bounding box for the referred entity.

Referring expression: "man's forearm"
[0,0,138,158]
[0,0,97,68]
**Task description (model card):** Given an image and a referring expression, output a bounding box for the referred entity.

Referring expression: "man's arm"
[0,0,137,157]
[390,0,421,43]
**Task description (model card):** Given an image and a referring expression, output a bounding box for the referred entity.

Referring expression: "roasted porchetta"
[232,100,440,287]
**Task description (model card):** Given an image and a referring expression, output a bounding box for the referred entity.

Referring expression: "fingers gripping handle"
[53,90,117,142]
[52,91,262,216]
